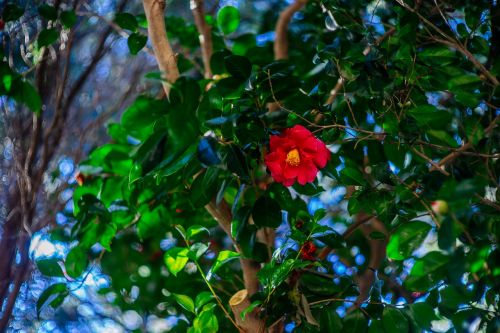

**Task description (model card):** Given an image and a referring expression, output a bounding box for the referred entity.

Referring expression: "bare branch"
[191,0,213,78]
[205,198,261,296]
[142,0,180,95]
[430,115,499,171]
[274,0,308,60]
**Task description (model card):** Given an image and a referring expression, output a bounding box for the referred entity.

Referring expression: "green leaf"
[387,221,432,260]
[300,273,348,296]
[195,292,214,313]
[60,10,77,28]
[65,246,88,278]
[210,250,240,274]
[320,307,343,332]
[3,4,24,22]
[157,145,196,178]
[217,6,240,34]
[194,308,219,333]
[340,167,366,186]
[38,28,59,48]
[190,168,221,207]
[252,196,282,228]
[231,205,252,239]
[410,303,438,330]
[173,293,195,313]
[38,4,58,20]
[240,300,262,320]
[258,259,310,294]
[448,74,481,88]
[189,243,209,260]
[224,55,252,80]
[13,80,42,114]
[315,231,346,249]
[383,143,406,169]
[121,96,168,141]
[114,12,138,31]
[99,222,117,251]
[405,251,449,291]
[427,130,459,147]
[367,319,385,333]
[127,32,147,55]
[407,105,452,129]
[36,283,68,318]
[36,257,65,277]
[164,247,190,276]
[382,307,409,332]
[342,310,368,333]
[187,225,210,242]
[419,47,456,65]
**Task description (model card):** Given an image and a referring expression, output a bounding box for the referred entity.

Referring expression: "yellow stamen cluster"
[286,149,301,166]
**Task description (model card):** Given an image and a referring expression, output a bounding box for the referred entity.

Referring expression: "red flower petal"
[265,125,330,187]
[286,124,312,142]
[313,140,331,168]
[297,161,318,185]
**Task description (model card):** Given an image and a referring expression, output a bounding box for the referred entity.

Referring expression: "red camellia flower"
[300,241,317,261]
[264,125,331,186]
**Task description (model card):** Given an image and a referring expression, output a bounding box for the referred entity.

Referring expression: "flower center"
[286,149,301,166]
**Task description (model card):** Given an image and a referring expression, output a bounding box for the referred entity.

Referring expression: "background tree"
[1,0,499,332]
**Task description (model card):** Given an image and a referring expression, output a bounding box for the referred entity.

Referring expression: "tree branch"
[142,0,179,95]
[274,0,307,60]
[191,0,213,78]
[430,115,499,172]
[205,198,261,296]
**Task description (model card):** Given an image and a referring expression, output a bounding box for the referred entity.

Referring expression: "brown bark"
[191,0,213,79]
[274,0,308,60]
[142,0,180,95]
[205,199,261,295]
[0,235,30,333]
[229,289,265,333]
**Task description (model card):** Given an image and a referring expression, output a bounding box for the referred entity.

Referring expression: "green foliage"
[3,4,24,22]
[21,0,500,331]
[217,6,240,35]
[37,28,59,49]
[127,32,147,55]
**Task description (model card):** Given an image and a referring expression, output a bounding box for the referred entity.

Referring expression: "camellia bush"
[5,0,499,331]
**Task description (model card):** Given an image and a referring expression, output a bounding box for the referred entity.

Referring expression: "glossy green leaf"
[127,32,147,55]
[405,252,449,291]
[320,307,343,332]
[387,221,432,260]
[3,4,24,22]
[173,293,195,313]
[217,6,240,34]
[114,12,138,31]
[65,246,88,278]
[252,196,282,228]
[340,167,366,186]
[36,258,65,277]
[164,247,190,276]
[187,225,210,242]
[210,250,239,274]
[60,10,77,28]
[38,4,58,20]
[195,292,214,313]
[38,28,59,48]
[382,307,409,332]
[342,310,368,333]
[408,303,437,331]
[36,283,68,318]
